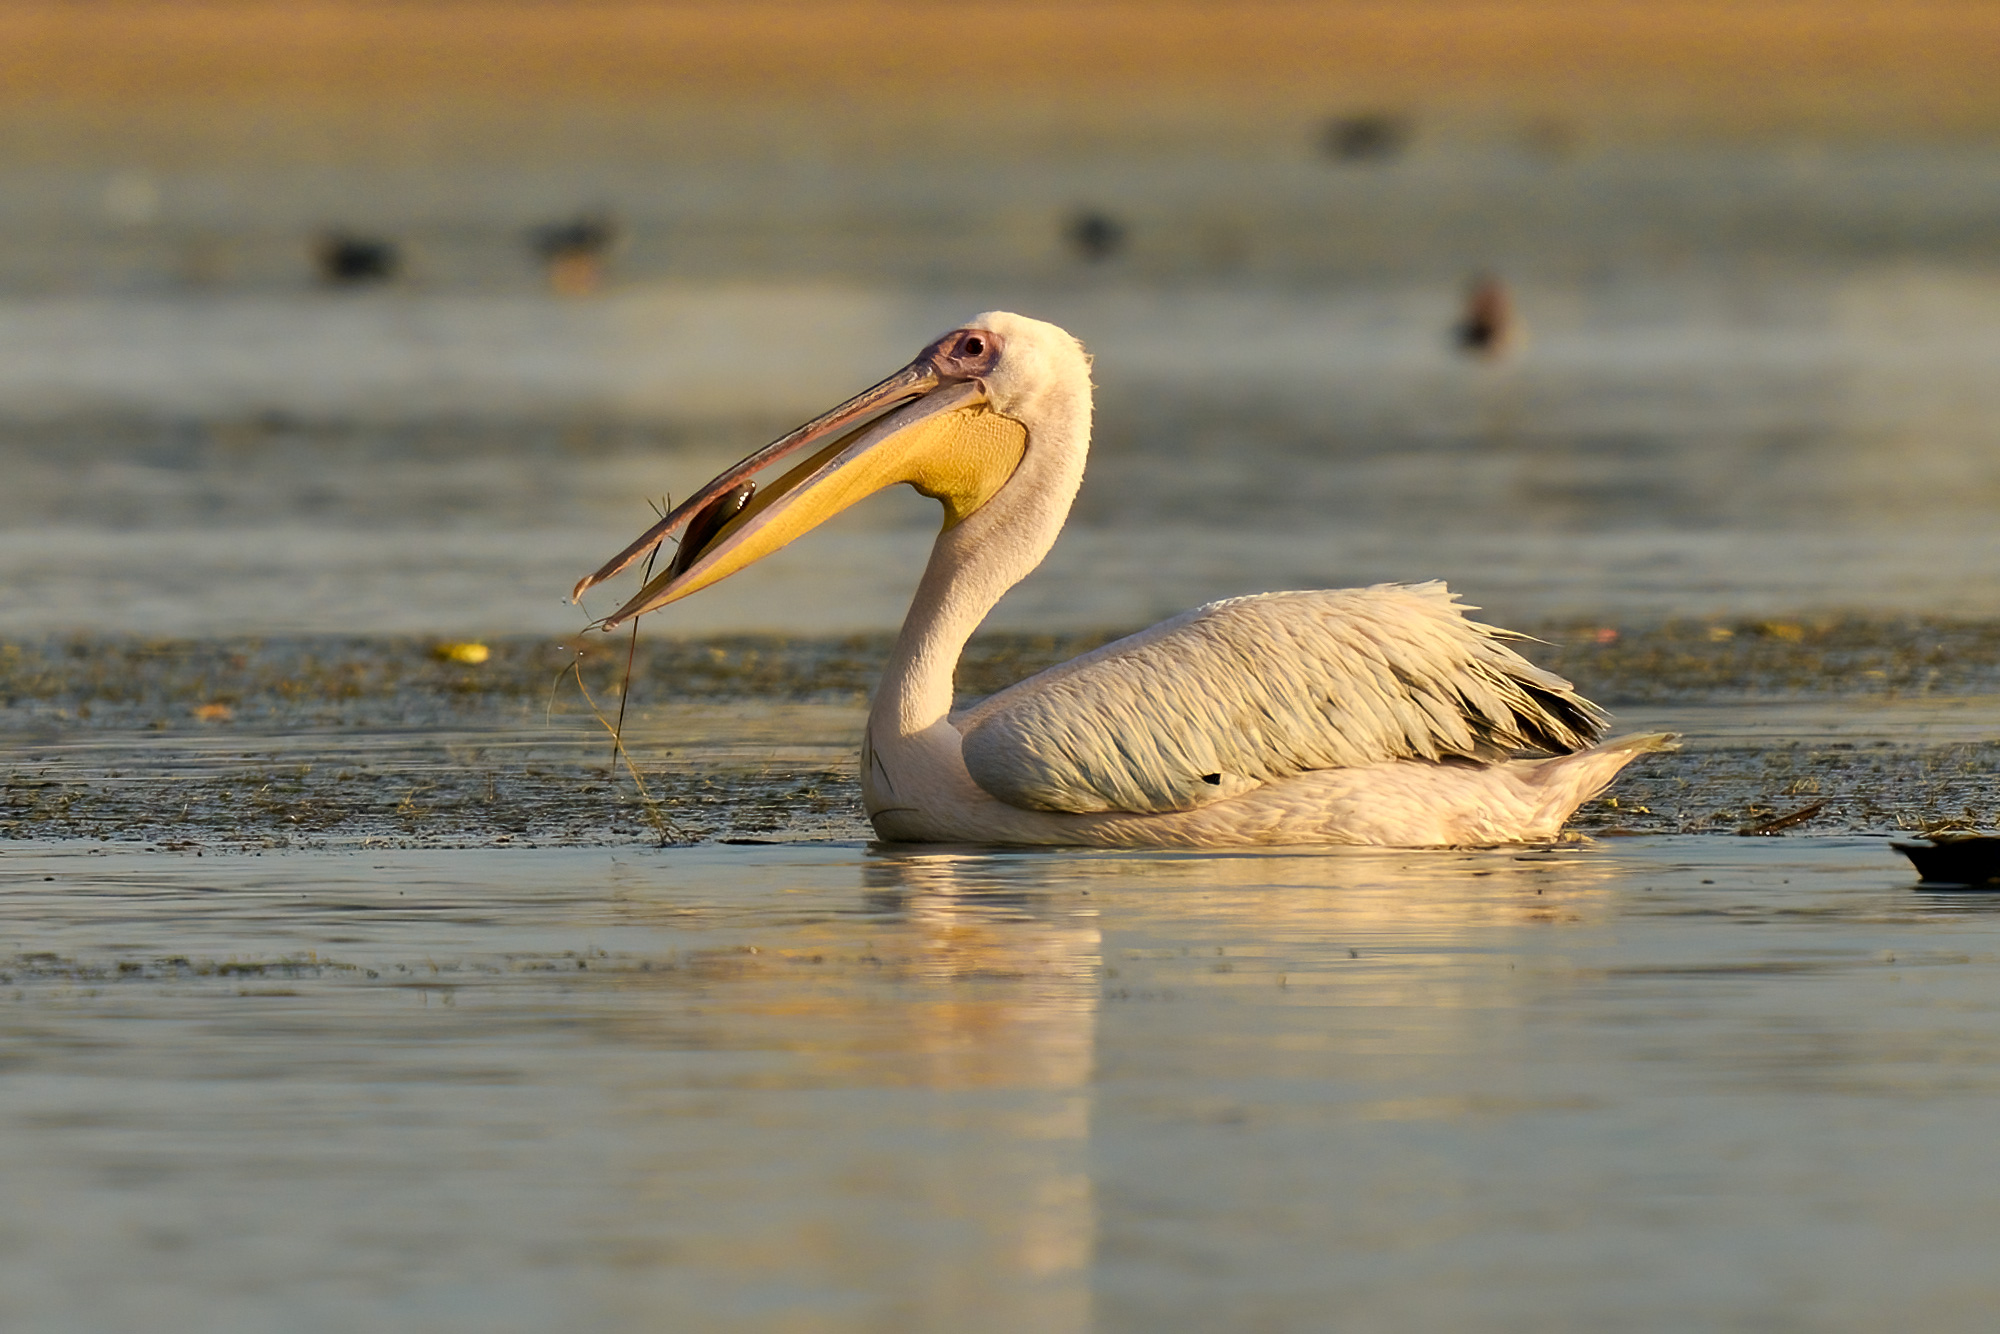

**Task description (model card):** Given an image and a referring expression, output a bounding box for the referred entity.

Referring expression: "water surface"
[6,127,2000,1334]
[4,142,2000,635]
[2,837,1995,1332]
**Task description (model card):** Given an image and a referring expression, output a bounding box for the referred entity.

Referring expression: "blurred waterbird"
[1321,113,1412,163]
[574,313,1670,847]
[1455,275,1521,358]
[529,214,619,295]
[1066,211,1126,262]
[314,233,400,286]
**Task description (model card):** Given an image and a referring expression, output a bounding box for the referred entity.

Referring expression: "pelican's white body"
[854,312,1668,847]
[867,719,1667,848]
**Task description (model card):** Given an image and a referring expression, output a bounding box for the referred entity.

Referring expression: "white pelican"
[573,312,1671,847]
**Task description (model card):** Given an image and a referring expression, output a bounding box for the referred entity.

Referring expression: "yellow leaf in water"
[434,642,491,665]
[193,703,233,722]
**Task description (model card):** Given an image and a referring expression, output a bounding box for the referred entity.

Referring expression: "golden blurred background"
[3,1,1997,157]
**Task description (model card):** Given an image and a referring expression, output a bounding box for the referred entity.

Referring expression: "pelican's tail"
[1524,731,1678,838]
[1581,731,1680,759]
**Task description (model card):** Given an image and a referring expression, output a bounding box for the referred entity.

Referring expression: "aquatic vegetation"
[1534,616,2000,702]
[4,620,2000,848]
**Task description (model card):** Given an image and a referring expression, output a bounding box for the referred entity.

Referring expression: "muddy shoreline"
[5,619,2000,850]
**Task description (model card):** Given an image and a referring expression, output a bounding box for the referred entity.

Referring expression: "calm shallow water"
[3,144,2000,635]
[2,837,1996,1332]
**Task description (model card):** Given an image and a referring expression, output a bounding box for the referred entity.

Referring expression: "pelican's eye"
[953,331,999,364]
[928,327,1000,378]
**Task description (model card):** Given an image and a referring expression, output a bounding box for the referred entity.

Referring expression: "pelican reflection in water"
[574,313,1670,847]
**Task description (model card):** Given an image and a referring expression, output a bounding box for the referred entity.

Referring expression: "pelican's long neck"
[873,390,1090,737]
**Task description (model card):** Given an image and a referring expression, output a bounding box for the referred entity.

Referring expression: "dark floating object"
[1321,113,1412,163]
[669,481,756,578]
[314,233,400,286]
[530,214,618,261]
[1893,835,2000,887]
[530,213,620,294]
[1066,211,1127,263]
[1454,274,1520,358]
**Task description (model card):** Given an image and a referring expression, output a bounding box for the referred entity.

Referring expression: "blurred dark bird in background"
[529,214,620,295]
[1454,274,1521,358]
[314,233,400,286]
[1320,112,1412,163]
[1066,210,1127,262]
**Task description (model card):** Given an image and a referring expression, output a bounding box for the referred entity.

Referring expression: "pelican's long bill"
[575,327,1025,631]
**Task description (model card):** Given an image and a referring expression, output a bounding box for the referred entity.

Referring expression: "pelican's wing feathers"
[954,582,1605,815]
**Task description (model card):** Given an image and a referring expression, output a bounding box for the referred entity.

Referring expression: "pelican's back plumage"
[955,583,1604,815]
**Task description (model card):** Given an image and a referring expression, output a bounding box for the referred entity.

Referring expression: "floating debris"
[432,642,491,665]
[1737,799,1829,836]
[191,702,234,723]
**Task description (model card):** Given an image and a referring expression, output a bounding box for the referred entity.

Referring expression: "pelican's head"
[574,311,1089,629]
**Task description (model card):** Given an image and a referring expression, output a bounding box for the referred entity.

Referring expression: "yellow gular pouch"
[903,407,1028,527]
[630,405,1029,612]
